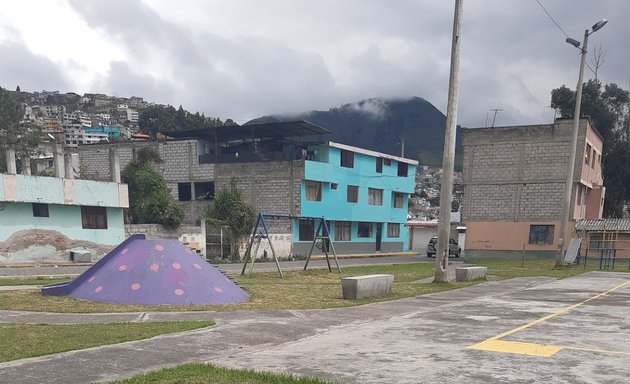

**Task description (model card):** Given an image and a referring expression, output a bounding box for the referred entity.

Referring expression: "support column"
[109,147,120,183]
[64,153,74,179]
[53,144,65,178]
[5,147,16,174]
[21,157,31,175]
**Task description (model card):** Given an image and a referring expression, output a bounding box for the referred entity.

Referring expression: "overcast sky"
[0,0,627,127]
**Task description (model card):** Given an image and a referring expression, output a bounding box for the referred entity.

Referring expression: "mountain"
[247,97,462,166]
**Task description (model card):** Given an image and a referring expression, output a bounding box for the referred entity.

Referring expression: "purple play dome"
[42,234,249,305]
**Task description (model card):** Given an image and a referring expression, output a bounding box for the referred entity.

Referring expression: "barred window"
[81,206,108,229]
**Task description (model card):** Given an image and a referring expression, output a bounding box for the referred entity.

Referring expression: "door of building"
[375,223,382,251]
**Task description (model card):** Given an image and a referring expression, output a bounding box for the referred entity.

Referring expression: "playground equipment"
[241,213,341,277]
[42,234,249,305]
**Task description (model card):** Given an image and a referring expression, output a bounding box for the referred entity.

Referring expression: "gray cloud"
[6,0,629,128]
[0,40,72,93]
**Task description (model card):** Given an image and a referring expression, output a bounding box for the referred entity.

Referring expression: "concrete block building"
[0,149,129,263]
[461,118,604,258]
[78,121,417,256]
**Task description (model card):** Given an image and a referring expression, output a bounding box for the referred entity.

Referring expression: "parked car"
[426,236,461,258]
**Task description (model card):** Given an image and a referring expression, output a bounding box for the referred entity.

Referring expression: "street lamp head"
[591,19,608,33]
[565,37,581,48]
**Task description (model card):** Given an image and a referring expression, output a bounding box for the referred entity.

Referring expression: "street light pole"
[556,19,607,268]
[435,0,463,282]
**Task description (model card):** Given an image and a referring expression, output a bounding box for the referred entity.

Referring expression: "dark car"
[426,236,461,258]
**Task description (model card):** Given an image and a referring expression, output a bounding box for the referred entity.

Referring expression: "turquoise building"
[293,142,417,254]
[0,173,129,261]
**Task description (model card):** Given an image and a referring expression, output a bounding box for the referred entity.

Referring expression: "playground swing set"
[241,212,342,278]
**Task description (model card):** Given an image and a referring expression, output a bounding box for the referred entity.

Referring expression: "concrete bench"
[455,266,487,282]
[341,274,394,300]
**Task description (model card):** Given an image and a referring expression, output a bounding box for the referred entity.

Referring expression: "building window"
[334,221,351,241]
[331,183,338,190]
[393,192,404,208]
[577,186,583,206]
[384,159,391,166]
[81,206,108,229]
[387,223,400,238]
[32,203,49,218]
[397,162,408,177]
[591,148,596,169]
[298,219,314,241]
[194,181,214,200]
[585,144,592,165]
[376,158,383,173]
[528,225,554,245]
[368,188,383,205]
[347,185,359,203]
[340,150,354,168]
[305,181,322,201]
[358,222,373,238]
[178,183,192,201]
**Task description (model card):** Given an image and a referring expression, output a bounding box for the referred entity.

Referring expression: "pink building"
[461,118,604,258]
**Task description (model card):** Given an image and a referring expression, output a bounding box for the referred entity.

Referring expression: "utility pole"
[557,19,607,268]
[435,0,463,282]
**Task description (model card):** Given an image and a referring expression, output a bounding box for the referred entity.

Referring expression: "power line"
[535,0,569,38]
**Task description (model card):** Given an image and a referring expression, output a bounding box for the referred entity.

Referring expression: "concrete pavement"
[2,272,630,383]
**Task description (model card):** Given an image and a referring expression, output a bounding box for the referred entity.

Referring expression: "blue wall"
[295,145,416,251]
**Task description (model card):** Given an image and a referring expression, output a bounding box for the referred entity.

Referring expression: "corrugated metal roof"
[575,218,630,232]
[161,120,332,142]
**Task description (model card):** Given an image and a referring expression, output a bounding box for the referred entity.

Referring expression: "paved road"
[2,272,630,383]
[0,255,432,278]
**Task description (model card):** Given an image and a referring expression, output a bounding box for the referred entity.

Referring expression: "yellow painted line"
[469,339,562,357]
[468,280,630,357]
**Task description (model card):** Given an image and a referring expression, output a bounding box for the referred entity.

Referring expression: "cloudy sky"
[0,0,627,127]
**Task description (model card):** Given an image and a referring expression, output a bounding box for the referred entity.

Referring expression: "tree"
[0,87,41,172]
[206,178,255,259]
[121,147,184,228]
[551,80,630,217]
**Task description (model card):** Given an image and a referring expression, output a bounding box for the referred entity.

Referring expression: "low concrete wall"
[341,274,394,300]
[125,224,206,257]
[455,266,488,281]
[293,241,404,256]
[238,233,293,260]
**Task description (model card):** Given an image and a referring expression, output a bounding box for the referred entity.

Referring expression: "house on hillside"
[0,149,128,263]
[461,118,605,258]
[78,121,417,256]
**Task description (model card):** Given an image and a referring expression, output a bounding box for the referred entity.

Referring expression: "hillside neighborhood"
[2,2,630,383]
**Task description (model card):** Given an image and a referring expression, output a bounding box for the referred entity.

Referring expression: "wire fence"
[576,238,630,270]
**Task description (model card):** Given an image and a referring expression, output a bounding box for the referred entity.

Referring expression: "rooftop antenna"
[489,108,503,127]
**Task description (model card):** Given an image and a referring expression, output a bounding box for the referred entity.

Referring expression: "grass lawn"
[0,320,213,362]
[0,259,615,314]
[110,363,331,384]
[0,276,72,286]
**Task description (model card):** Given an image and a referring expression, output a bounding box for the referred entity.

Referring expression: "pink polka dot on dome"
[118,264,127,272]
[193,263,202,270]
[95,286,103,293]
[172,262,182,270]
[131,283,141,291]
[214,287,223,294]
[154,244,164,251]
[174,288,184,296]
[120,248,128,255]
[87,276,95,283]
[150,264,160,272]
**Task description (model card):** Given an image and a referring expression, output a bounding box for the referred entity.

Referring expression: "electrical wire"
[535,0,570,38]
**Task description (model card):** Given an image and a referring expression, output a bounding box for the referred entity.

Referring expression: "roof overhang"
[160,120,332,142]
